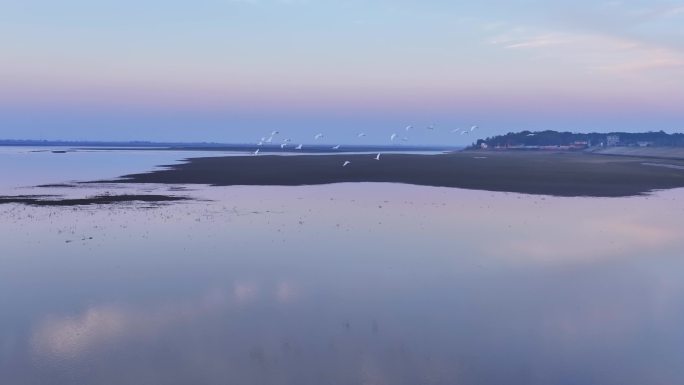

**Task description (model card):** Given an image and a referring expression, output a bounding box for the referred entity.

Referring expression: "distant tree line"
[473,130,684,148]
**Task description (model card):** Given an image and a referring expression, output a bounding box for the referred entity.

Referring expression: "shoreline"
[0,194,189,207]
[105,151,684,197]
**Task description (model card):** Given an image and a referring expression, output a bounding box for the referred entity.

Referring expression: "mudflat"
[0,194,189,206]
[111,151,684,197]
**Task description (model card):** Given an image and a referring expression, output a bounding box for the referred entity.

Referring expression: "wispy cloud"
[608,2,684,21]
[488,23,684,74]
[489,30,573,49]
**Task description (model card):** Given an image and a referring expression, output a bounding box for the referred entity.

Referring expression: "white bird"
[461,130,469,135]
[342,161,351,167]
[470,125,478,132]
[265,136,273,143]
[427,124,435,130]
[295,144,303,149]
[357,133,366,138]
[390,133,397,141]
[405,125,412,131]
[374,153,381,160]
[280,143,287,149]
[332,145,341,150]
[283,138,292,143]
[314,133,323,140]
[402,137,409,142]
[257,141,263,146]
[271,130,280,136]
[253,149,259,155]
[451,128,460,133]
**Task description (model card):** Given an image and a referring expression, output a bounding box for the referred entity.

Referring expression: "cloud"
[665,6,684,17]
[491,32,573,49]
[488,24,684,74]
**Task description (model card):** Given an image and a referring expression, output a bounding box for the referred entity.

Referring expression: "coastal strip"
[108,151,684,197]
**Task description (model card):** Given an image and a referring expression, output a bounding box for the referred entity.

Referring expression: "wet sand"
[592,146,684,160]
[111,151,684,197]
[0,194,189,206]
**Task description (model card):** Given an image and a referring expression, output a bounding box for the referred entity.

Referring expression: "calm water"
[0,147,244,193]
[2,149,684,384]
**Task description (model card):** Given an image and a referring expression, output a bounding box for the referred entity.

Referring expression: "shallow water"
[2,150,684,384]
[0,146,445,195]
[0,147,241,193]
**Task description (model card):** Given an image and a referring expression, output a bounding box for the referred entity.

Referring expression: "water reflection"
[2,183,684,384]
[486,212,679,263]
[31,280,304,361]
[32,305,128,359]
[0,147,240,193]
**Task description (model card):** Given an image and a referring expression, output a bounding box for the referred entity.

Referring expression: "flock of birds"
[252,124,480,167]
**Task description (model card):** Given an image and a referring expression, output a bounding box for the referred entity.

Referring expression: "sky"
[1,0,683,145]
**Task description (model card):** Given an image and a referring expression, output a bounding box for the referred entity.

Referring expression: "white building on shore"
[606,135,620,147]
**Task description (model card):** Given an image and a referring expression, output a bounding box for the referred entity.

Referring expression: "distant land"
[5,130,684,153]
[474,130,684,149]
[0,139,456,153]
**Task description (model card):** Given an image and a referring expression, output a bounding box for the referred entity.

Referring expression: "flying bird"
[402,137,409,142]
[295,144,303,149]
[314,133,324,140]
[374,153,381,160]
[271,130,280,136]
[427,124,435,130]
[357,133,366,138]
[280,143,287,149]
[405,125,412,131]
[470,125,478,132]
[342,161,351,167]
[332,145,341,150]
[390,133,397,141]
[253,149,259,155]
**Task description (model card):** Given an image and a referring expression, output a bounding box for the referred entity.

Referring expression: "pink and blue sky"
[1,0,683,144]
